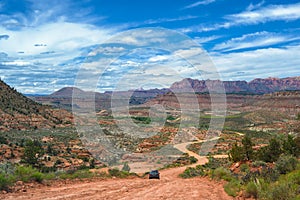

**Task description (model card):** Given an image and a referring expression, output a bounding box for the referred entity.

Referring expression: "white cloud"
[174,48,204,59]
[117,15,199,30]
[0,21,112,61]
[213,31,300,52]
[211,43,300,80]
[182,2,300,33]
[246,0,265,11]
[111,29,167,46]
[226,2,300,25]
[148,55,169,62]
[144,15,199,24]
[1,60,31,66]
[88,46,125,56]
[183,0,216,9]
[193,35,222,44]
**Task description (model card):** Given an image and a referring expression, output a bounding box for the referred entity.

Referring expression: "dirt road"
[1,165,233,200]
[1,137,233,200]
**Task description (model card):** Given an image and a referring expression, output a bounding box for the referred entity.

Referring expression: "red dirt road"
[1,165,233,200]
[1,139,234,200]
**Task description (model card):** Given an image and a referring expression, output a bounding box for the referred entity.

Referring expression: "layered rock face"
[170,77,300,94]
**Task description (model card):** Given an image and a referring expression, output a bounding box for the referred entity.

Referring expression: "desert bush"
[59,169,94,180]
[203,157,231,169]
[189,156,198,164]
[122,162,130,172]
[0,136,8,144]
[285,169,300,185]
[282,134,299,156]
[160,163,181,170]
[256,138,282,163]
[268,181,297,200]
[256,169,300,199]
[211,167,233,182]
[252,160,267,167]
[108,168,131,178]
[77,165,89,170]
[242,135,253,160]
[131,116,151,124]
[0,162,15,175]
[41,172,56,180]
[224,179,241,197]
[15,165,43,183]
[240,163,250,173]
[260,167,280,182]
[245,181,258,199]
[40,166,56,173]
[21,140,44,167]
[0,172,13,191]
[228,143,244,162]
[275,154,298,174]
[31,172,43,183]
[179,165,205,178]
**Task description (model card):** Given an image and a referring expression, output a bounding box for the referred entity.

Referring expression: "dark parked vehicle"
[149,170,160,179]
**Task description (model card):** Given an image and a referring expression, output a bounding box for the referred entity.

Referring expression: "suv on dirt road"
[149,170,160,179]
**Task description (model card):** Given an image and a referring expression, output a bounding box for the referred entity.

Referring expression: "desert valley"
[0,76,299,199]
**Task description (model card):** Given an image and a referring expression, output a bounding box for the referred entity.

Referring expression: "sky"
[0,0,300,94]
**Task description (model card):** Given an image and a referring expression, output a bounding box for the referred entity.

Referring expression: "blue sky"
[0,0,300,94]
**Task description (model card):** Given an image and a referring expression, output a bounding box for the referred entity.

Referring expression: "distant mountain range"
[0,79,73,131]
[171,77,300,94]
[30,76,300,111]
[31,87,169,111]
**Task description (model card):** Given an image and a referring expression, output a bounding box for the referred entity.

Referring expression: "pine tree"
[229,143,244,162]
[242,135,253,160]
[122,162,130,172]
[21,140,44,167]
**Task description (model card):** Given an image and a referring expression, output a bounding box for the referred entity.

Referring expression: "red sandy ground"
[1,165,233,200]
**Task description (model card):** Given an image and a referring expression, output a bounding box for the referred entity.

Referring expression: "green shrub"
[122,162,130,172]
[240,164,250,173]
[108,168,131,178]
[42,172,56,180]
[203,157,231,169]
[211,167,233,182]
[224,179,241,197]
[268,181,297,200]
[283,135,299,156]
[0,162,15,175]
[242,135,254,160]
[40,166,56,173]
[245,181,258,199]
[59,169,94,180]
[285,169,300,185]
[256,169,300,200]
[252,160,267,167]
[260,167,280,182]
[32,172,43,183]
[228,143,244,162]
[254,178,270,199]
[21,140,44,167]
[256,138,282,163]
[0,136,8,144]
[15,165,43,183]
[179,165,205,178]
[0,173,13,191]
[275,155,298,174]
[189,156,198,164]
[131,116,151,124]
